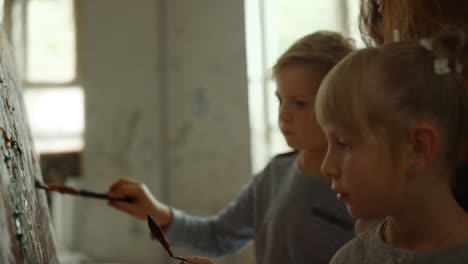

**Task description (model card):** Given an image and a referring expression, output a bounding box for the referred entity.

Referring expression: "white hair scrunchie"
[456,63,464,74]
[419,38,461,76]
[420,38,433,51]
[434,58,451,75]
[393,29,400,42]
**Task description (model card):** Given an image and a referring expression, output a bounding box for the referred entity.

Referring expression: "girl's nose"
[321,148,339,178]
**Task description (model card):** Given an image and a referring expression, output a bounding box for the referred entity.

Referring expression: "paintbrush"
[147,215,189,262]
[35,180,132,203]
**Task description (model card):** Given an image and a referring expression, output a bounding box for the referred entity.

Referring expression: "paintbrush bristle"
[35,180,49,189]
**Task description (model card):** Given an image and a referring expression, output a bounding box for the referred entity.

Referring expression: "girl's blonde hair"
[273,31,354,81]
[317,31,468,166]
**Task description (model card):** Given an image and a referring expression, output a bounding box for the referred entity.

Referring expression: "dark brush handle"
[79,190,133,203]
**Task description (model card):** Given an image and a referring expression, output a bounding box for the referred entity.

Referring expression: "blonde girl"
[357,0,468,234]
[316,31,468,263]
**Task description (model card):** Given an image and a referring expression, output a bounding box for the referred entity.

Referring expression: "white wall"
[76,0,252,263]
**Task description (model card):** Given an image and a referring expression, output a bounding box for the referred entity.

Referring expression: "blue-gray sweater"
[165,151,356,263]
[331,221,468,264]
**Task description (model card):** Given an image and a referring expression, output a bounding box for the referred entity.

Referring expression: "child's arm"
[107,178,173,228]
[106,173,261,257]
[161,178,257,257]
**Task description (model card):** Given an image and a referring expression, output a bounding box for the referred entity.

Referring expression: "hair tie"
[456,63,464,74]
[420,38,433,51]
[393,29,400,42]
[419,38,462,76]
[434,58,451,75]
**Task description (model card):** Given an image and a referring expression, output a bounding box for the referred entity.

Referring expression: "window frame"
[6,0,80,90]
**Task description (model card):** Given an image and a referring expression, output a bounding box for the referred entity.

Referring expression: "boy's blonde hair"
[273,31,354,81]
[317,31,468,166]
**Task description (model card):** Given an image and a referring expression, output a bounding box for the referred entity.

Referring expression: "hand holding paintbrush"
[106,178,173,224]
[35,180,132,203]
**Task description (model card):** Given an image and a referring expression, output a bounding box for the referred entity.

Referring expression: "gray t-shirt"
[165,151,355,263]
[331,221,468,264]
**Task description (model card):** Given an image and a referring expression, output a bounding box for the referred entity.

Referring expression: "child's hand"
[181,257,216,264]
[107,178,173,228]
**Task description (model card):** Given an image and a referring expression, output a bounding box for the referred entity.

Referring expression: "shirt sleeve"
[164,171,264,258]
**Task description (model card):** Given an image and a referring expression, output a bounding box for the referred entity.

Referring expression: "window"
[245,0,364,173]
[9,0,83,153]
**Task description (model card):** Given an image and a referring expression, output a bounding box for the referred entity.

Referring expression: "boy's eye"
[336,138,350,149]
[295,101,307,107]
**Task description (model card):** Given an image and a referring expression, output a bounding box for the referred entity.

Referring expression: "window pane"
[276,0,344,55]
[347,0,366,48]
[24,87,84,153]
[27,0,76,83]
[0,0,4,24]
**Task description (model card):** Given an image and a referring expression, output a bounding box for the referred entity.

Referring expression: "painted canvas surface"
[0,27,58,263]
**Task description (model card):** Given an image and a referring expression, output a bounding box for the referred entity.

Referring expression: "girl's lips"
[281,129,295,136]
[336,192,350,201]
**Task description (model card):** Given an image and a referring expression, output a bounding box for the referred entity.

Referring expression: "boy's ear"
[408,122,439,172]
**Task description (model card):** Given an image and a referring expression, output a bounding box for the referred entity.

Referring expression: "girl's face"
[275,65,327,151]
[320,125,408,219]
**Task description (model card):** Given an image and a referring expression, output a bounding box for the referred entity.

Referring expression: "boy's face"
[320,125,407,219]
[275,65,327,151]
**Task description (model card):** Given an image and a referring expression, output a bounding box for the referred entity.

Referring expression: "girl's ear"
[408,122,440,172]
